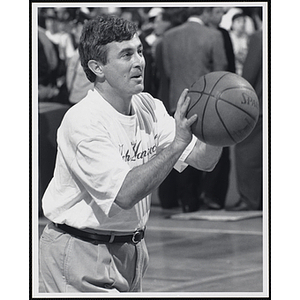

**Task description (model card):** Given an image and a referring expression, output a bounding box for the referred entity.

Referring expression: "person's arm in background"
[242,30,262,93]
[212,30,228,71]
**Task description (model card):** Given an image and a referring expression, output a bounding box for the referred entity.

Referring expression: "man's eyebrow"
[118,44,143,55]
[119,47,134,54]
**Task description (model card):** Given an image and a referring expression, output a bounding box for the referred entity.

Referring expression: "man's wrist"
[171,137,190,153]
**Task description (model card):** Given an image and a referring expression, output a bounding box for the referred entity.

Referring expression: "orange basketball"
[186,71,259,146]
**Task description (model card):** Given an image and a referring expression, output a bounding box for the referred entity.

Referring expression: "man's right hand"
[173,88,198,148]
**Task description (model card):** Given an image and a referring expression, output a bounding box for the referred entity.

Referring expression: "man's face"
[210,7,225,27]
[102,34,145,98]
[232,16,246,34]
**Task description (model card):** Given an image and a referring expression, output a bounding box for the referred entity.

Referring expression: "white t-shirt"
[42,90,196,232]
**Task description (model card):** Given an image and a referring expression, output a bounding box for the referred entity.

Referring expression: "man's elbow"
[194,158,218,172]
[202,159,219,172]
[115,192,144,210]
[115,198,133,210]
[193,148,222,171]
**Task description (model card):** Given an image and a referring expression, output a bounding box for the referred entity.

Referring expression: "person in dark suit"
[161,7,227,212]
[153,8,189,209]
[228,28,263,211]
[153,8,189,112]
[162,7,228,114]
[208,7,236,73]
[197,7,236,210]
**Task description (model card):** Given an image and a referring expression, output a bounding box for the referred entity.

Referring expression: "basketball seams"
[189,86,254,99]
[214,100,238,144]
[186,72,258,146]
[187,76,207,113]
[216,86,258,120]
[187,72,229,113]
[216,97,258,121]
[216,86,254,94]
[190,86,257,122]
[187,72,229,143]
[187,91,204,112]
[201,72,229,143]
[187,76,207,142]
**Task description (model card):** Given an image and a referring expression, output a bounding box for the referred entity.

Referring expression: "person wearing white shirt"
[39,15,222,293]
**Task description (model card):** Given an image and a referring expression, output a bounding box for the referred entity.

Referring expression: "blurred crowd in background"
[38,6,262,105]
[37,6,264,215]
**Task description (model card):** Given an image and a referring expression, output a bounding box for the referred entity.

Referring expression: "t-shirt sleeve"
[173,135,197,172]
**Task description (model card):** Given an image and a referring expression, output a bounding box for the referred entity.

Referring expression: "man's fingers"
[177,89,192,118]
[177,88,189,109]
[175,88,198,126]
[174,89,197,145]
[186,114,198,127]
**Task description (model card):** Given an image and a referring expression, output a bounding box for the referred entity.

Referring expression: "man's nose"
[133,52,145,67]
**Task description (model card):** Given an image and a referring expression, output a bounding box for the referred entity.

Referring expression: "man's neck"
[94,83,133,116]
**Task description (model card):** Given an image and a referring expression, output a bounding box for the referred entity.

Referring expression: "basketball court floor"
[37,202,267,297]
[141,205,266,295]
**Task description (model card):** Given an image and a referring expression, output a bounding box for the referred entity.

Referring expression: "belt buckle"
[132,229,144,244]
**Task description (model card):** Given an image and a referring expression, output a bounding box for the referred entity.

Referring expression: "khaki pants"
[39,222,149,293]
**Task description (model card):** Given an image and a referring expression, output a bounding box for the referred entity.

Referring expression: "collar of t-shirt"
[188,16,205,25]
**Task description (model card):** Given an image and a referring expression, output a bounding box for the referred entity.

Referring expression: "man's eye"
[121,52,131,58]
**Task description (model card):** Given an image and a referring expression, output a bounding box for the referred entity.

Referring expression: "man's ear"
[87,60,105,81]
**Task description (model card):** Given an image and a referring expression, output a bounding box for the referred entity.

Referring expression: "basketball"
[186,71,259,146]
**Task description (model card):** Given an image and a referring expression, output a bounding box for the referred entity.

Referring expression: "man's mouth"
[131,74,142,79]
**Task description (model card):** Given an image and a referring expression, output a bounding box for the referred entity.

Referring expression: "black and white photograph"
[29,1,271,298]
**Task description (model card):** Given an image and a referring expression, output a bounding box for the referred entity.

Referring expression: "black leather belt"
[54,223,145,245]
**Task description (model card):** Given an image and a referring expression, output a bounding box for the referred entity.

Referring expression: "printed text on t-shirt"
[119,140,157,162]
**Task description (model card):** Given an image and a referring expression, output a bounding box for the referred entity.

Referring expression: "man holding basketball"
[39,15,222,293]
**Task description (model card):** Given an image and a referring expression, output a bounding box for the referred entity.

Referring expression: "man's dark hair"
[163,8,189,27]
[78,15,138,82]
[187,7,212,17]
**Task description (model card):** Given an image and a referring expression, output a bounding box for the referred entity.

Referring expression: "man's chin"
[133,84,144,94]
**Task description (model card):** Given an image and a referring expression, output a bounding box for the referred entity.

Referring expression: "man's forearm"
[115,140,186,210]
